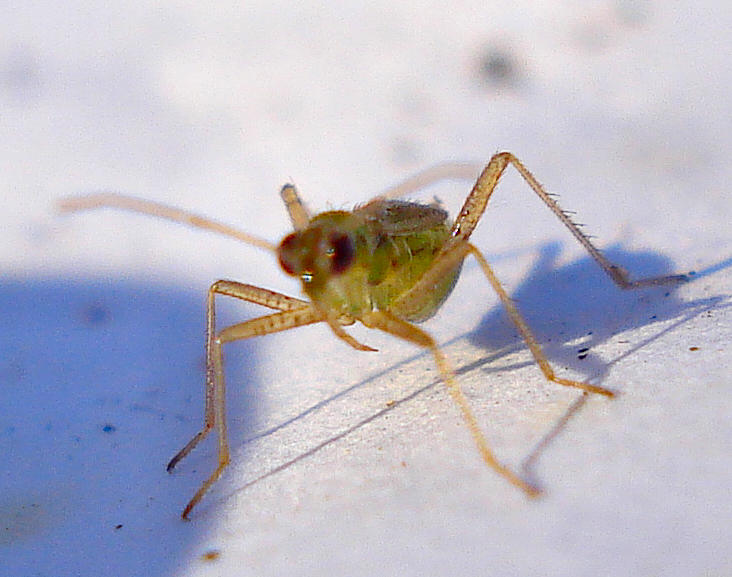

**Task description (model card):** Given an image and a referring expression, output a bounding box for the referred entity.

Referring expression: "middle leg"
[361,309,541,497]
[393,239,615,397]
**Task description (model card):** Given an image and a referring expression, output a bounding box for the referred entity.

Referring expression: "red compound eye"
[327,232,354,275]
[277,232,301,276]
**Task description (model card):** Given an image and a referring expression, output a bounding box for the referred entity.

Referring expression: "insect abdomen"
[369,222,460,322]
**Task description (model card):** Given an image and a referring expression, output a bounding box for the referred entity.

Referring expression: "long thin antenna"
[58,192,276,252]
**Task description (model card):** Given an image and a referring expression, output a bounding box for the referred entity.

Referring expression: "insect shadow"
[467,240,723,479]
[0,277,253,574]
[470,241,706,380]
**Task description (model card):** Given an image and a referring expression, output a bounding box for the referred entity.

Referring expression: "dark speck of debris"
[102,423,116,434]
[114,524,123,530]
[577,347,590,360]
[689,346,699,351]
[201,550,221,562]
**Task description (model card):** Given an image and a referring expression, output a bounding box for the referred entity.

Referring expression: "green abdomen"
[369,223,462,323]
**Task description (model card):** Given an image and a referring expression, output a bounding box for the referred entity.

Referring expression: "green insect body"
[59,151,689,520]
[278,200,462,323]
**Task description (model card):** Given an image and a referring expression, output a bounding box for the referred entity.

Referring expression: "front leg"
[167,280,320,519]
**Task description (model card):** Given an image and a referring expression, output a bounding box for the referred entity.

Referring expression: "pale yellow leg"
[372,162,482,201]
[452,152,689,288]
[168,280,322,519]
[466,244,614,396]
[382,242,615,499]
[362,310,540,497]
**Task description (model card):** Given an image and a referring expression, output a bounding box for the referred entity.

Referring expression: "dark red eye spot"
[277,232,300,275]
[328,233,354,274]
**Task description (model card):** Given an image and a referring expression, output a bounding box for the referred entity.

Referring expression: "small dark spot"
[0,359,25,385]
[102,423,116,434]
[328,232,355,275]
[81,303,111,326]
[1,45,43,101]
[689,346,699,351]
[201,549,221,562]
[476,47,520,88]
[114,524,123,530]
[577,347,590,360]
[390,137,421,165]
[615,0,651,27]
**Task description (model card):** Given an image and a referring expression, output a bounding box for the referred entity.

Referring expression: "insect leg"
[465,244,615,396]
[452,152,689,288]
[371,162,482,201]
[393,240,614,397]
[168,282,310,471]
[168,280,320,519]
[324,315,378,352]
[361,309,540,497]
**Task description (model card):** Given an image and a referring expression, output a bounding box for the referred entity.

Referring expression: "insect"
[59,152,689,519]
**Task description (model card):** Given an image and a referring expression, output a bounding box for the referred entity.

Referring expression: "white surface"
[2,1,731,576]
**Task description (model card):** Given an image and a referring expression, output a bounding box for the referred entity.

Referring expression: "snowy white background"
[1,1,731,576]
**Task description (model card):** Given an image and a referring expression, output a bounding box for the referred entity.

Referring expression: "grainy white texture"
[1,1,731,576]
